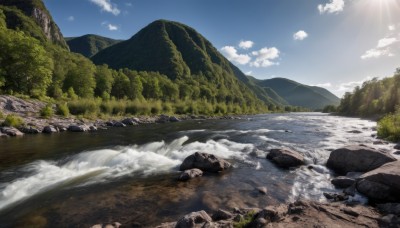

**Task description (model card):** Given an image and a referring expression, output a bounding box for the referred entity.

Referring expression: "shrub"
[40,104,54,118]
[56,103,70,117]
[233,211,255,228]
[3,114,24,127]
[0,110,3,119]
[378,113,400,142]
[68,98,101,115]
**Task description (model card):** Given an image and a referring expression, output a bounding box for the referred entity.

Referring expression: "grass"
[233,211,256,228]
[56,103,70,117]
[40,104,54,118]
[378,112,400,142]
[2,114,24,127]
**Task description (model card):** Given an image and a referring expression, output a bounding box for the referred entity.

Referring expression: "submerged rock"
[327,145,396,175]
[180,152,231,173]
[356,161,400,202]
[178,168,203,181]
[266,148,304,168]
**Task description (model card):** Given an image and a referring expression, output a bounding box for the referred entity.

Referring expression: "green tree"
[94,64,114,98]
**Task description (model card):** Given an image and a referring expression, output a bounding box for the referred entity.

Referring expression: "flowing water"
[0,113,397,227]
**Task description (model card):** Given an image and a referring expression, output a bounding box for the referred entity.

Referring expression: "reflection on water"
[0,113,395,227]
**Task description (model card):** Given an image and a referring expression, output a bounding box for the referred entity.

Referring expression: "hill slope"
[67,34,122,57]
[248,77,340,110]
[0,0,68,49]
[92,19,276,107]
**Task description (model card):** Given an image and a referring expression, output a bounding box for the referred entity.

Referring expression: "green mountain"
[0,0,68,49]
[248,76,340,110]
[66,34,122,58]
[92,19,270,107]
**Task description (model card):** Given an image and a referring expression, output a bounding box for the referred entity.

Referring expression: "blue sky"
[43,0,400,97]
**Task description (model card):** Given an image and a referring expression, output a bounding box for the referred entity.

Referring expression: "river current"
[0,113,397,227]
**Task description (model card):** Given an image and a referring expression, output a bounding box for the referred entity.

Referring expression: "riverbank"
[0,95,241,138]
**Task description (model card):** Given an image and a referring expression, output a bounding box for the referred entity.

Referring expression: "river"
[0,113,396,227]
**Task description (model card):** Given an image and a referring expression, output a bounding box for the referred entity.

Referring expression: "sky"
[43,0,400,98]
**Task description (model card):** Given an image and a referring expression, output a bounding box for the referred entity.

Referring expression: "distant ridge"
[67,34,122,58]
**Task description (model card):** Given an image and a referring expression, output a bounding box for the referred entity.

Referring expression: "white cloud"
[89,0,120,15]
[238,40,254,50]
[388,25,396,31]
[107,24,119,31]
[67,16,74,21]
[125,3,133,7]
[314,83,332,88]
[245,71,253,75]
[361,37,398,59]
[318,0,345,14]
[377,37,398,48]
[250,47,280,68]
[220,46,251,65]
[293,30,308,41]
[338,77,372,92]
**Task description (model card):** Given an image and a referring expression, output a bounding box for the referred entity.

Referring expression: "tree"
[94,64,114,99]
[63,54,96,98]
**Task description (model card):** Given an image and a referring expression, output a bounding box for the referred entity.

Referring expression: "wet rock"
[43,125,58,134]
[377,203,400,216]
[246,218,267,228]
[90,222,121,228]
[379,214,400,227]
[373,140,388,145]
[343,184,356,197]
[105,121,114,126]
[212,209,233,221]
[266,148,304,168]
[113,122,126,127]
[342,208,359,217]
[178,168,203,181]
[394,144,400,150]
[156,115,170,123]
[257,187,268,195]
[331,176,355,189]
[323,193,349,202]
[20,126,41,134]
[180,152,231,173]
[348,130,362,134]
[169,116,180,122]
[0,132,8,138]
[327,145,396,175]
[89,125,97,131]
[121,118,139,126]
[394,151,400,155]
[175,210,212,228]
[356,161,400,202]
[1,127,24,136]
[68,124,90,132]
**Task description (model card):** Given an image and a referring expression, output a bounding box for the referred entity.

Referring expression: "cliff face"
[0,0,68,49]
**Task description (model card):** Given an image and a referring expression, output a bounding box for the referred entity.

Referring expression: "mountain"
[0,0,68,49]
[92,19,272,107]
[66,34,122,58]
[248,76,340,110]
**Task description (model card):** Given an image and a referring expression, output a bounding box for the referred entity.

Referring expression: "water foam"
[0,136,254,211]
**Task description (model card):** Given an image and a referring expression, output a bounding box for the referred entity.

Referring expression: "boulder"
[1,127,24,136]
[266,148,304,168]
[156,115,170,123]
[257,187,268,195]
[175,211,212,228]
[394,151,400,155]
[105,121,114,126]
[42,125,58,134]
[377,203,400,216]
[89,125,97,131]
[113,122,126,127]
[68,125,90,132]
[212,209,233,221]
[169,116,180,122]
[395,144,400,150]
[121,118,138,126]
[331,176,356,189]
[20,126,41,134]
[179,152,231,173]
[178,168,203,181]
[327,145,396,175]
[356,161,400,202]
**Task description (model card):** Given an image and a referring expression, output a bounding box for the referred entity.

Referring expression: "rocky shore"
[0,95,238,138]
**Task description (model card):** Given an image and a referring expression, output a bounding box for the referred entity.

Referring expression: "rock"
[113,122,126,127]
[20,126,41,134]
[89,125,97,131]
[394,144,400,150]
[348,130,362,134]
[255,206,284,222]
[105,121,114,126]
[157,114,170,123]
[178,168,203,181]
[175,210,212,228]
[169,116,180,122]
[121,118,138,126]
[343,184,356,197]
[331,176,356,189]
[377,203,400,216]
[179,152,231,173]
[323,192,349,202]
[1,127,24,136]
[42,125,58,134]
[90,223,121,228]
[373,140,388,145]
[394,151,400,155]
[246,218,267,228]
[68,125,90,132]
[326,145,396,175]
[257,187,268,195]
[212,209,233,221]
[379,214,400,227]
[342,208,359,217]
[356,161,400,202]
[266,148,304,168]
[0,132,8,138]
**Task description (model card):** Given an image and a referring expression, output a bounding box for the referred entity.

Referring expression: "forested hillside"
[336,69,400,141]
[67,34,121,57]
